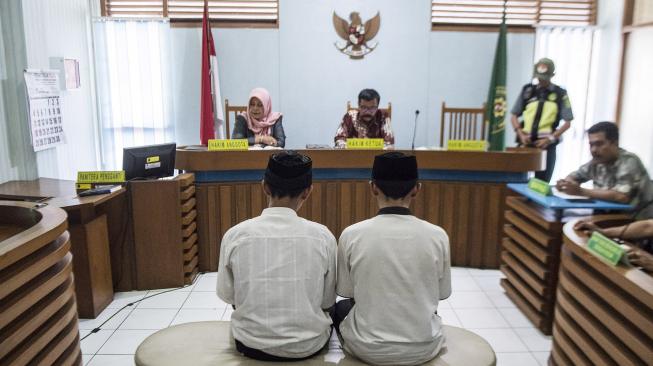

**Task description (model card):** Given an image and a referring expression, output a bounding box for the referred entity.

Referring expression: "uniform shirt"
[337,207,452,366]
[570,148,653,219]
[511,83,573,138]
[334,109,394,148]
[216,207,337,358]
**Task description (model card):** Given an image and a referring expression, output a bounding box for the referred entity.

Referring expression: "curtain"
[534,26,595,181]
[92,18,175,170]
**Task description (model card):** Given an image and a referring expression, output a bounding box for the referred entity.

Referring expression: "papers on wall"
[24,70,66,151]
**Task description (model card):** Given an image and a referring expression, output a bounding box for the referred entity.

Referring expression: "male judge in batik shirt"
[334,88,395,149]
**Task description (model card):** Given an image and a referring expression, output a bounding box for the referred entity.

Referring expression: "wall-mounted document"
[24,69,66,151]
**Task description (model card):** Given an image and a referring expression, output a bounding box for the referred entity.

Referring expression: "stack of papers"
[551,187,591,200]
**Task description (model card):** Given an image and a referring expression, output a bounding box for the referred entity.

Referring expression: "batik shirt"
[334,109,394,148]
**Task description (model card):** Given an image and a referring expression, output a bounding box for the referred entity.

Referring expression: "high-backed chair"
[439,102,486,148]
[346,101,392,120]
[224,99,247,139]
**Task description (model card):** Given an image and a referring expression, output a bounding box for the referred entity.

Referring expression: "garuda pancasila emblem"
[333,11,380,59]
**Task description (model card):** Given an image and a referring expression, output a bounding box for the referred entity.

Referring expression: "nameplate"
[208,139,249,151]
[447,140,487,151]
[587,232,625,266]
[527,178,552,196]
[77,171,125,183]
[346,138,384,150]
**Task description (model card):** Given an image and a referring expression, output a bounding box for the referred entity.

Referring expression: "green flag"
[485,15,507,151]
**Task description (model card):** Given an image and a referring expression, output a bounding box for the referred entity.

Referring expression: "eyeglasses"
[359,106,378,113]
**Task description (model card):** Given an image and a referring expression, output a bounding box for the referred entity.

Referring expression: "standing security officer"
[510,58,573,182]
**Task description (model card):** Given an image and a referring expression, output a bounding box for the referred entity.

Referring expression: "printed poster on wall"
[24,69,66,151]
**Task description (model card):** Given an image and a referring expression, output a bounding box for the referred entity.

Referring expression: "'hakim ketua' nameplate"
[346,138,384,150]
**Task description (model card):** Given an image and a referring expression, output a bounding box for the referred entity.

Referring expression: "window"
[101,0,279,27]
[431,0,597,31]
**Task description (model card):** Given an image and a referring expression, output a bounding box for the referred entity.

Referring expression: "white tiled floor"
[79,268,552,366]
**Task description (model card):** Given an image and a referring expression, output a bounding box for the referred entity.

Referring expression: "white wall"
[619,27,653,171]
[21,0,99,180]
[588,0,623,125]
[171,28,280,145]
[171,0,535,149]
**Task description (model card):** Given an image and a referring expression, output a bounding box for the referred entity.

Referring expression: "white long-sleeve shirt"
[337,208,452,366]
[217,207,337,358]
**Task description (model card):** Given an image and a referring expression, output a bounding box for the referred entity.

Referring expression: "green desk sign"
[587,232,625,266]
[346,138,384,150]
[527,178,552,196]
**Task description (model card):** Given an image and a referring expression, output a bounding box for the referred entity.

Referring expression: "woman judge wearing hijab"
[232,88,286,148]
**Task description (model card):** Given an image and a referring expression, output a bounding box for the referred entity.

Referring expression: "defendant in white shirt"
[217,151,337,361]
[335,152,452,366]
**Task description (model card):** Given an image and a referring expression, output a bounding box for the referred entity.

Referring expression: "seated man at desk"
[334,88,394,149]
[232,87,286,147]
[575,218,653,273]
[557,122,653,219]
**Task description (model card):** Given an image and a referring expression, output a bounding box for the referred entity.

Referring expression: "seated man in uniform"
[557,122,653,219]
[334,152,451,366]
[216,151,337,361]
[334,88,395,149]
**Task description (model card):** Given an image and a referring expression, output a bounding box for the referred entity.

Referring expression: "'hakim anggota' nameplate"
[446,140,488,151]
[208,139,249,151]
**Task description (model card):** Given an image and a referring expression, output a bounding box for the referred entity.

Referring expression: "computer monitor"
[122,143,176,180]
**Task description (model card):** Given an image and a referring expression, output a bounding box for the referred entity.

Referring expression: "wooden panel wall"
[196,180,508,271]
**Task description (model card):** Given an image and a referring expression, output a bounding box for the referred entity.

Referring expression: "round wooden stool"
[135,321,496,366]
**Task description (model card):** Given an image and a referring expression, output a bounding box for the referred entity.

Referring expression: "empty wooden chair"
[440,102,486,148]
[224,99,247,139]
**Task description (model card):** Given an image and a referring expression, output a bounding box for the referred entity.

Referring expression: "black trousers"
[331,298,355,334]
[234,324,331,362]
[534,143,557,183]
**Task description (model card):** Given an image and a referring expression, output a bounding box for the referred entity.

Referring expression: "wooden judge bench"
[175,147,544,271]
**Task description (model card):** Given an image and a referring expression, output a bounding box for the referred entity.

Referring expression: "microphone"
[411,110,420,150]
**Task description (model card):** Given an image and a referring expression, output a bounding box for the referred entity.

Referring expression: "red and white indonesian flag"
[200,0,225,144]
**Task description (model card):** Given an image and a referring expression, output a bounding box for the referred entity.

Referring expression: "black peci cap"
[372,152,418,182]
[264,151,312,190]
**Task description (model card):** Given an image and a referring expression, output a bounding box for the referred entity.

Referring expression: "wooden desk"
[128,174,199,290]
[550,217,653,366]
[176,148,544,271]
[501,184,632,335]
[0,201,82,365]
[0,178,125,318]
